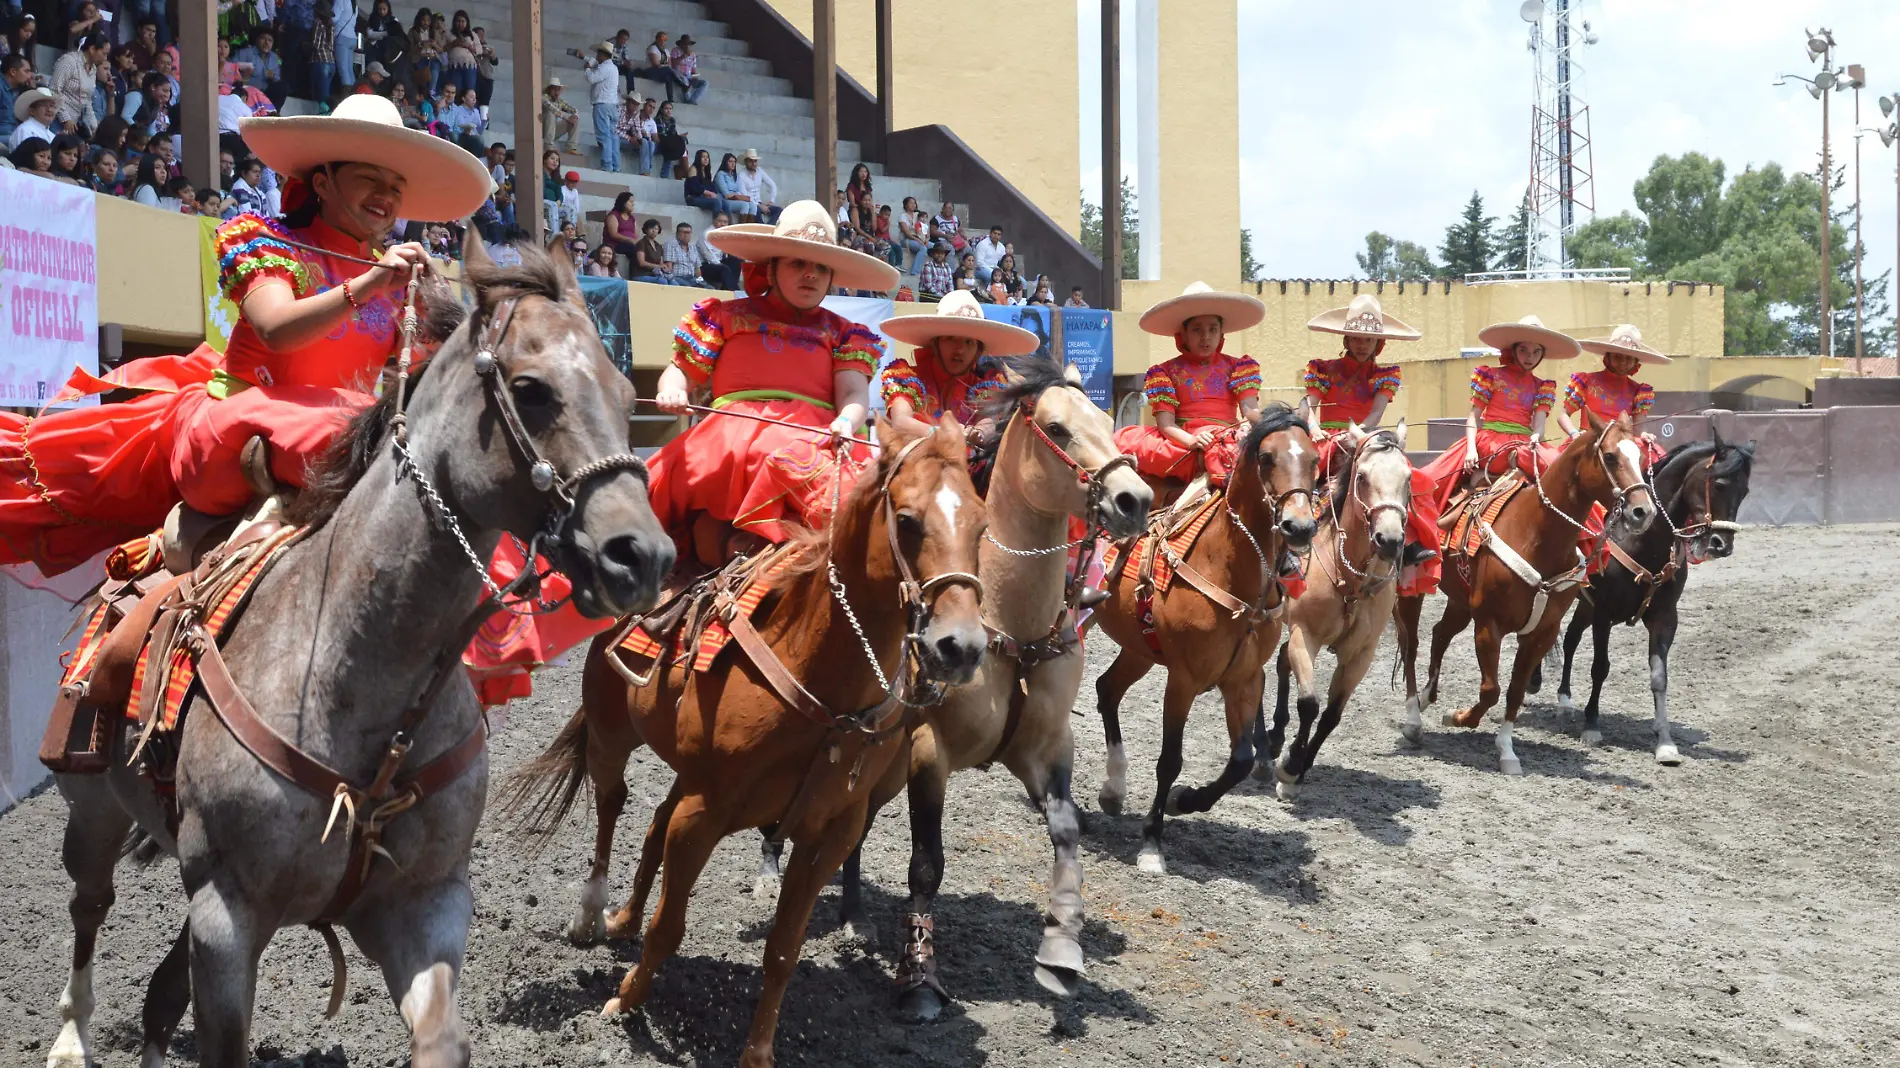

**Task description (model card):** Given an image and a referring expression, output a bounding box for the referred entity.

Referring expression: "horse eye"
[1045,421,1068,439]
[510,376,554,408]
[1713,477,1729,487]
[896,508,925,536]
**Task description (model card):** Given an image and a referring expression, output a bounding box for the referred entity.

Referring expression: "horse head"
[1237,404,1319,551]
[1342,421,1411,563]
[414,236,674,619]
[993,355,1151,540]
[1667,429,1755,560]
[1581,408,1656,535]
[866,414,988,684]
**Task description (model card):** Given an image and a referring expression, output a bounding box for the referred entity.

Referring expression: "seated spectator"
[493,146,517,226]
[845,162,873,207]
[9,87,57,151]
[47,132,84,183]
[228,155,270,215]
[627,97,658,176]
[234,29,286,106]
[52,32,108,133]
[873,204,898,266]
[216,36,251,91]
[104,46,139,118]
[916,241,954,302]
[9,135,54,177]
[1,55,36,143]
[441,86,484,153]
[557,168,583,233]
[197,187,225,218]
[121,124,148,167]
[1027,275,1056,306]
[630,217,670,283]
[152,51,181,104]
[895,196,928,272]
[602,191,640,277]
[539,147,563,229]
[67,3,104,48]
[713,150,748,215]
[635,31,670,89]
[851,193,888,261]
[832,187,850,226]
[355,62,390,96]
[488,224,526,266]
[609,29,636,79]
[584,242,619,277]
[121,72,172,142]
[91,114,128,159]
[391,81,425,128]
[663,221,706,287]
[1064,286,1089,308]
[736,148,780,223]
[217,149,234,188]
[971,224,1007,283]
[655,100,687,178]
[664,35,706,105]
[548,223,587,272]
[992,254,1025,303]
[696,211,738,289]
[125,18,164,73]
[951,251,986,301]
[161,173,193,212]
[86,146,121,193]
[542,76,578,153]
[683,148,724,214]
[933,202,967,252]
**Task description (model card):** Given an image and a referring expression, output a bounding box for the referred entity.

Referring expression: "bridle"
[1326,431,1406,587]
[1010,391,1137,605]
[1509,425,1649,533]
[1227,423,1319,588]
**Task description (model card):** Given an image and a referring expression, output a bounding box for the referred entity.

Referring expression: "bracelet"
[341,278,362,311]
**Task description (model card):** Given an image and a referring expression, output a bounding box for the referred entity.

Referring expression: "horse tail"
[119,826,164,867]
[498,706,592,847]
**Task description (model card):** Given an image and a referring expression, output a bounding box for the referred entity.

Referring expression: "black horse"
[1555,433,1756,764]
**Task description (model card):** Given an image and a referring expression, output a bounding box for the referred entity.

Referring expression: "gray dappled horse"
[43,244,671,1068]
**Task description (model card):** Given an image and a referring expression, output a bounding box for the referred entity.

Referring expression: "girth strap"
[976,622,1078,770]
[1477,519,1587,636]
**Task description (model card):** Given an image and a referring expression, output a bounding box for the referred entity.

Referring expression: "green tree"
[1567,211,1646,272]
[1080,177,1139,280]
[1355,231,1436,281]
[1632,151,1727,268]
[1494,192,1533,271]
[1240,228,1261,282]
[1438,191,1498,278]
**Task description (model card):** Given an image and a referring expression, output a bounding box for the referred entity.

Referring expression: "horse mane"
[1239,402,1303,462]
[463,242,578,308]
[986,352,1080,421]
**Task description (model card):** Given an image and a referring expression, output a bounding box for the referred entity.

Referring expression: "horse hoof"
[1441,712,1460,728]
[1096,786,1125,817]
[1135,843,1167,875]
[567,908,610,944]
[1399,722,1423,747]
[1250,757,1275,782]
[601,997,627,1017]
[1655,744,1683,766]
[1035,961,1084,997]
[1500,755,1524,776]
[1163,784,1190,816]
[1580,729,1602,748]
[1557,692,1574,714]
[898,983,949,1022]
[1035,933,1086,978]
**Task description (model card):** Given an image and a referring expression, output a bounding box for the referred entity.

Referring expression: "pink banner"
[0,171,98,409]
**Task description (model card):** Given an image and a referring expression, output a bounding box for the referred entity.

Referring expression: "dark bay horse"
[44,245,671,1068]
[1093,405,1319,875]
[1403,409,1656,774]
[1557,433,1755,763]
[506,415,987,1068]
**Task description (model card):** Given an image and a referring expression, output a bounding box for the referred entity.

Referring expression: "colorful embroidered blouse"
[1564,369,1654,422]
[215,212,405,392]
[1468,363,1556,433]
[1303,356,1401,430]
[672,293,883,408]
[1142,351,1262,425]
[880,352,1007,424]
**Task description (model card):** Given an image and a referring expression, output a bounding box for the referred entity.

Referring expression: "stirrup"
[1402,542,1438,567]
[240,435,281,499]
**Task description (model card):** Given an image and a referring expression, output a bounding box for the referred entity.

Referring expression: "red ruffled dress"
[646,292,882,546]
[1565,367,1665,573]
[1113,350,1261,485]
[1304,356,1441,595]
[1417,361,1559,512]
[879,352,1007,424]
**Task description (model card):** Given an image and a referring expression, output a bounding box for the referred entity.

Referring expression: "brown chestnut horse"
[1397,409,1655,774]
[505,415,986,1068]
[1093,405,1319,875]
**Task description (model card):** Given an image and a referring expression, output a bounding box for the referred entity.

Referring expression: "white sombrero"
[238,94,493,222]
[881,290,1038,355]
[12,86,54,123]
[706,200,899,292]
[1138,280,1266,336]
[1579,323,1672,365]
[1477,315,1582,360]
[1306,293,1421,341]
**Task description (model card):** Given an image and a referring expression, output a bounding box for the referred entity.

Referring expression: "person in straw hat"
[646,200,900,566]
[1113,281,1267,495]
[0,92,492,577]
[1416,314,1581,514]
[880,289,1039,490]
[1560,323,1669,464]
[1300,292,1442,593]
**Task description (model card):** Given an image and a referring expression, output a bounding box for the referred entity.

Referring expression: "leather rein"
[1601,449,1739,619]
[1316,432,1406,620]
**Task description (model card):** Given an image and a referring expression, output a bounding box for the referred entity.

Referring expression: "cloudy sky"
[1079,0,1900,326]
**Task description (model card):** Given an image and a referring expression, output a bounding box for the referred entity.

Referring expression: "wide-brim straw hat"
[1579,323,1672,365]
[13,87,54,123]
[706,200,899,292]
[1306,293,1421,341]
[239,94,492,221]
[1477,315,1582,360]
[882,290,1038,355]
[1138,280,1266,336]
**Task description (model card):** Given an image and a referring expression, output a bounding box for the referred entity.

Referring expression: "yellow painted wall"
[97,196,207,346]
[764,0,1083,235]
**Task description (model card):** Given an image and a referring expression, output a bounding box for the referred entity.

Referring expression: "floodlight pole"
[1821,79,1833,361]
[1100,0,1122,310]
[1851,70,1864,371]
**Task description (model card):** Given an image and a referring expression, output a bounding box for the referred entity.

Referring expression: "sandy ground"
[3,523,1898,1068]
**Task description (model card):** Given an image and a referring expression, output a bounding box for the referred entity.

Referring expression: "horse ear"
[1393,417,1408,446]
[1584,406,1606,433]
[462,223,492,271]
[1710,425,1726,452]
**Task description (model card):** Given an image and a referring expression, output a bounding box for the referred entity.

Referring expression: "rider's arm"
[654,364,692,414]
[242,243,430,354]
[1361,394,1390,431]
[1463,402,1482,466]
[1155,410,1198,449]
[885,396,932,439]
[1238,394,1263,425]
[830,369,871,439]
[1530,408,1550,440]
[1555,373,1585,437]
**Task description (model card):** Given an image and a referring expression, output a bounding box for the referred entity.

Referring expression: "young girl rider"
[878,289,1038,489]
[1298,293,1441,593]
[1113,281,1266,496]
[646,200,900,567]
[1418,314,1581,512]
[1563,323,1671,570]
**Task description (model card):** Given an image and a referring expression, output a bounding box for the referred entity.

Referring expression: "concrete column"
[1134,0,1160,281]
[178,0,218,189]
[874,0,893,157]
[1100,0,1122,310]
[513,0,545,238]
[813,0,838,211]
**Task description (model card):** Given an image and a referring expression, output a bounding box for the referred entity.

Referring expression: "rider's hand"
[653,386,691,414]
[1462,444,1480,472]
[361,242,431,296]
[828,415,855,446]
[1192,428,1219,450]
[967,418,997,447]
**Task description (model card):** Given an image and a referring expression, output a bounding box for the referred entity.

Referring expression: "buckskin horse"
[1256,425,1413,800]
[1092,405,1319,875]
[1557,433,1755,763]
[811,356,1152,1020]
[506,414,986,1068]
[1400,408,1656,774]
[39,244,671,1068]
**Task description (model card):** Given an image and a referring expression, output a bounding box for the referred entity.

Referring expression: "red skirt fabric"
[1114,419,1239,485]
[169,379,370,516]
[645,397,871,545]
[463,539,616,706]
[1417,429,1561,512]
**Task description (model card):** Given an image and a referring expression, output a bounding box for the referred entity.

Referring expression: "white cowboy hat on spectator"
[239,93,492,222]
[13,87,55,123]
[883,290,1038,355]
[706,200,899,292]
[742,148,761,161]
[1477,314,1582,360]
[1138,280,1266,336]
[545,76,564,89]
[595,40,615,54]
[1578,323,1671,365]
[1306,293,1421,341]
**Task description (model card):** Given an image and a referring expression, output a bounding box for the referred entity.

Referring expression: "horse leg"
[1273,630,1320,801]
[1029,763,1085,998]
[1395,594,1426,745]
[1496,623,1555,778]
[1094,648,1151,817]
[46,774,133,1068]
[1648,605,1682,765]
[897,755,951,1020]
[755,830,785,902]
[1293,632,1379,792]
[1580,608,1614,748]
[1252,645,1291,781]
[1446,618,1502,732]
[184,879,271,1068]
[351,881,476,1068]
[570,727,632,944]
[1557,597,1592,714]
[1136,673,1195,876]
[605,791,723,1015]
[842,734,913,945]
[605,781,682,940]
[739,806,867,1068]
[137,922,192,1068]
[1426,593,1472,711]
[1173,665,1263,811]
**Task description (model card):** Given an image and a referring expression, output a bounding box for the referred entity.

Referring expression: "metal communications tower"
[1522,0,1598,270]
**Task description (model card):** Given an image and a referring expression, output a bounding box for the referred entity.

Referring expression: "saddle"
[606,544,795,684]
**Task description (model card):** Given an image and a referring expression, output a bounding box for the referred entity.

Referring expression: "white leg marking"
[398,962,456,1036]
[46,964,93,1068]
[1097,742,1128,815]
[140,1042,167,1068]
[1652,653,1681,765]
[567,875,610,943]
[1135,841,1166,875]
[1497,720,1523,776]
[934,485,962,537]
[1400,694,1423,746]
[1274,757,1301,801]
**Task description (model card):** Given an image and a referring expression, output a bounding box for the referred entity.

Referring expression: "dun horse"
[816,357,1152,1020]
[1093,405,1319,875]
[507,415,987,1068]
[43,246,670,1068]
[1257,426,1412,799]
[1400,409,1656,774]
[1557,434,1754,763]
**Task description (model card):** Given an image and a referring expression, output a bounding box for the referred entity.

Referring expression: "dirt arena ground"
[3,523,1897,1067]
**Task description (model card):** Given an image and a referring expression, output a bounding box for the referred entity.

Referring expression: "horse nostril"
[599,534,645,574]
[1114,490,1141,517]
